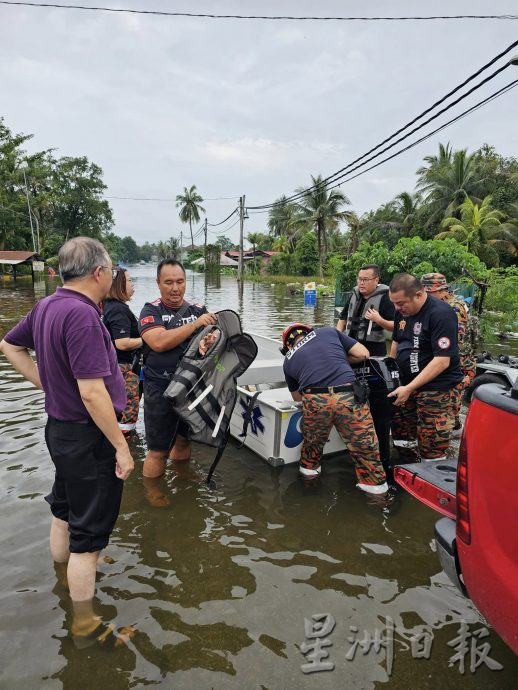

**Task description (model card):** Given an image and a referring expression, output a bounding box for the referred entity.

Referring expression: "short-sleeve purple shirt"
[4,287,126,420]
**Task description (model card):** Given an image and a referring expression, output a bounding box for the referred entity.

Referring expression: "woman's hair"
[107,267,129,301]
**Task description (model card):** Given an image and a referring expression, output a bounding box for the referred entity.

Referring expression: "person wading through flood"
[281,324,388,495]
[138,259,216,479]
[0,237,134,645]
[336,264,395,475]
[388,273,464,463]
[102,267,143,437]
[421,273,477,434]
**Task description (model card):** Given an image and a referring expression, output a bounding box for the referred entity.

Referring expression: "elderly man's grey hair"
[58,237,110,282]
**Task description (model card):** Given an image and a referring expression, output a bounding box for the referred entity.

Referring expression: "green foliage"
[484,267,518,329]
[266,252,293,275]
[294,175,350,277]
[292,232,319,276]
[118,235,139,263]
[215,235,235,251]
[336,237,487,293]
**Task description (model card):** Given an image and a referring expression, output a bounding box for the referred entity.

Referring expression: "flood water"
[1,265,517,689]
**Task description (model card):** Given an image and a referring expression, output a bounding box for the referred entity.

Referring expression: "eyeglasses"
[99,266,119,279]
[357,277,376,283]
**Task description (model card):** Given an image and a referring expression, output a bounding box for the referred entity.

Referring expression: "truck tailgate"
[394,460,457,518]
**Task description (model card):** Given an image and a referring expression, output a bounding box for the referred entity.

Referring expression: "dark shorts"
[44,418,124,553]
[143,380,189,452]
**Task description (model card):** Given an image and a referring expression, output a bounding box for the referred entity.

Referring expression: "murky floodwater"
[1,266,517,689]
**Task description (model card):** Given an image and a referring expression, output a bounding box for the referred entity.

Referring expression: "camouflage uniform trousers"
[300,390,387,487]
[444,292,477,422]
[452,353,477,421]
[118,363,140,434]
[392,384,462,462]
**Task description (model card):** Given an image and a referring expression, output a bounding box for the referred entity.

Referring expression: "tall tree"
[393,191,421,237]
[294,175,350,277]
[436,195,506,267]
[49,156,113,248]
[416,144,485,225]
[343,211,369,255]
[175,185,205,250]
[267,196,300,248]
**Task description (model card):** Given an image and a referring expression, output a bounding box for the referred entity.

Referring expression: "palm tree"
[393,191,421,237]
[343,211,368,255]
[267,196,300,250]
[271,234,291,253]
[167,236,180,258]
[294,175,350,277]
[416,145,485,224]
[436,195,507,266]
[246,232,262,255]
[175,185,205,250]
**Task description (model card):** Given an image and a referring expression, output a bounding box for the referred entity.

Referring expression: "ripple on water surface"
[1,270,517,689]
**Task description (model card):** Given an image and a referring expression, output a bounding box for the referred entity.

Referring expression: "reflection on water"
[0,268,517,689]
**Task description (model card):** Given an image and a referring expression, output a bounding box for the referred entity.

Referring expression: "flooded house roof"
[0,251,40,265]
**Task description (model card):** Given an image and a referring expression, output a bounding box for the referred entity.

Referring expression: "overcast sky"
[1,0,518,245]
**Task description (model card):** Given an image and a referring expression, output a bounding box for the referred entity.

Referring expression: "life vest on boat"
[345,284,389,342]
[164,310,258,484]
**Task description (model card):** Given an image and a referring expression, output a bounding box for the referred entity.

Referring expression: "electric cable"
[207,208,238,227]
[1,3,517,22]
[245,78,518,214]
[248,40,518,209]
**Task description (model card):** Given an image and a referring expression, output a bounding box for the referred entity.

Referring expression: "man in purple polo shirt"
[0,237,134,644]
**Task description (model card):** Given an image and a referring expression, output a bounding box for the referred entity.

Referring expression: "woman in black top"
[103,268,143,436]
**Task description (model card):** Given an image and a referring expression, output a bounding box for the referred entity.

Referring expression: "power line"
[248,40,518,210]
[207,208,238,227]
[246,78,518,215]
[104,194,239,201]
[1,3,517,21]
[311,79,518,197]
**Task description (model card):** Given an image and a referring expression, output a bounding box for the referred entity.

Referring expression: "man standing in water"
[139,259,216,478]
[388,273,464,463]
[336,264,395,474]
[421,273,477,432]
[0,237,134,643]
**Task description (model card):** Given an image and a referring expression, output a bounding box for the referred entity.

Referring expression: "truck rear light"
[456,432,471,544]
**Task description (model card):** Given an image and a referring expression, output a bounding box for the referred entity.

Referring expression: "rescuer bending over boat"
[281,324,388,495]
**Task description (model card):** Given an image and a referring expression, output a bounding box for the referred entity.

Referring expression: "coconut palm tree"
[393,191,421,237]
[343,211,369,255]
[436,195,507,267]
[246,232,262,255]
[416,145,485,224]
[267,196,300,250]
[175,185,205,250]
[294,175,350,277]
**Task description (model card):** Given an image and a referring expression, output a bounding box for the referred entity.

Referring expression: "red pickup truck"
[394,379,518,655]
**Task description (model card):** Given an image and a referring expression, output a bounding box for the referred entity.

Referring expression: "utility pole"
[238,195,245,282]
[203,217,208,257]
[180,229,183,262]
[22,169,37,253]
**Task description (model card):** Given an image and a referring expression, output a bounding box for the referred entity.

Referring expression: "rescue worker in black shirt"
[103,267,143,436]
[138,259,216,478]
[337,264,395,474]
[388,273,464,463]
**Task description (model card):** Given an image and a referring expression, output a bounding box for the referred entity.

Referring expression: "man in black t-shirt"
[337,264,395,473]
[139,259,216,478]
[388,273,463,463]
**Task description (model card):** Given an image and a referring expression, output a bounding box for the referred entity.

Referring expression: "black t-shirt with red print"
[392,295,463,391]
[138,298,207,391]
